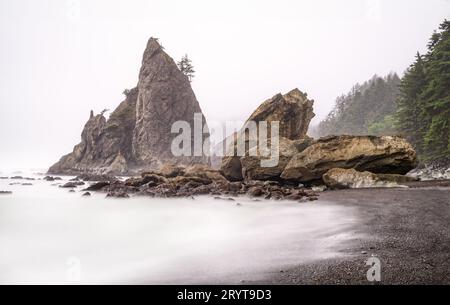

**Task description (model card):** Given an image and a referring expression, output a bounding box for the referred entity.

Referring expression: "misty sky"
[0,0,449,170]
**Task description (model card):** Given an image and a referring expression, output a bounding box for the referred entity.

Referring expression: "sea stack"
[49,38,210,175]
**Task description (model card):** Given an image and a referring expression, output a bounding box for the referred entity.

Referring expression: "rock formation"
[240,137,299,181]
[245,89,315,140]
[220,89,316,181]
[220,93,417,185]
[322,168,417,189]
[49,38,210,175]
[407,159,450,181]
[84,164,319,202]
[132,38,209,167]
[281,135,417,182]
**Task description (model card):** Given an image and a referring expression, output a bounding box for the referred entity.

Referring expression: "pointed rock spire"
[48,37,210,175]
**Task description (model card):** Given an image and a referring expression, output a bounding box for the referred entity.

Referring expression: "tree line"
[316,20,450,162]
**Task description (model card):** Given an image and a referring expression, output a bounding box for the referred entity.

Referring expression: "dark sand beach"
[253,181,450,285]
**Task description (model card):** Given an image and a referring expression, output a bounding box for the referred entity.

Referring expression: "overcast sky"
[0,0,449,170]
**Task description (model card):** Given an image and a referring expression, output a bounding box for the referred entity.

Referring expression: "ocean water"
[0,169,358,284]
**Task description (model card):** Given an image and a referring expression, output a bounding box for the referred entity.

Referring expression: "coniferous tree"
[396,20,450,160]
[177,54,195,82]
[395,53,427,153]
[421,20,450,158]
[318,20,450,161]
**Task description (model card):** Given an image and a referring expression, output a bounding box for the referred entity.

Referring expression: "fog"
[0,0,449,169]
[0,171,357,284]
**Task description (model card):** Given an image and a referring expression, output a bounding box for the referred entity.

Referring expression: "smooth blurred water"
[0,169,357,284]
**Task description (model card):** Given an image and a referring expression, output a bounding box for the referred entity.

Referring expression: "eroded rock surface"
[89,164,318,202]
[220,89,315,181]
[323,168,419,189]
[281,135,417,182]
[49,38,209,175]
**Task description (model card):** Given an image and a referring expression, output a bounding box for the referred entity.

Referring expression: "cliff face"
[132,38,209,167]
[49,38,210,175]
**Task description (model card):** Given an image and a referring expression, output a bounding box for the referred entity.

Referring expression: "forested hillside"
[396,20,450,160]
[316,73,401,137]
[317,20,450,161]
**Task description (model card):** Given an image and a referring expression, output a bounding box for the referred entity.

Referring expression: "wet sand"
[253,182,450,284]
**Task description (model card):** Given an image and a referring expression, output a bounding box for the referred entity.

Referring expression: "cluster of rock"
[220,92,418,190]
[82,85,419,198]
[220,88,316,181]
[408,159,450,181]
[9,176,35,180]
[47,36,422,198]
[43,176,62,181]
[85,164,319,201]
[49,38,209,176]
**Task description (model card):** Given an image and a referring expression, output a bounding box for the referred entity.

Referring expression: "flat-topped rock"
[281,135,417,182]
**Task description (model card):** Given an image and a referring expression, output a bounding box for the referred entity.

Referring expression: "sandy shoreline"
[251,182,450,285]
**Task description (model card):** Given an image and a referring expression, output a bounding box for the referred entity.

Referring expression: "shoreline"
[251,185,450,285]
[2,172,450,284]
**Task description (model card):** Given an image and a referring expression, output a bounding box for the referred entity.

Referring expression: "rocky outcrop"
[132,38,209,168]
[240,137,299,181]
[220,89,315,181]
[281,135,417,182]
[49,38,209,175]
[49,91,137,175]
[86,164,318,202]
[407,159,450,181]
[323,168,419,189]
[74,173,117,182]
[60,181,85,188]
[245,89,315,140]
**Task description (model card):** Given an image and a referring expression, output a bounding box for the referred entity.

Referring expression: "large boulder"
[323,168,393,189]
[220,156,243,182]
[245,88,315,140]
[49,38,210,176]
[323,168,380,189]
[281,135,417,182]
[220,89,315,181]
[240,137,304,181]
